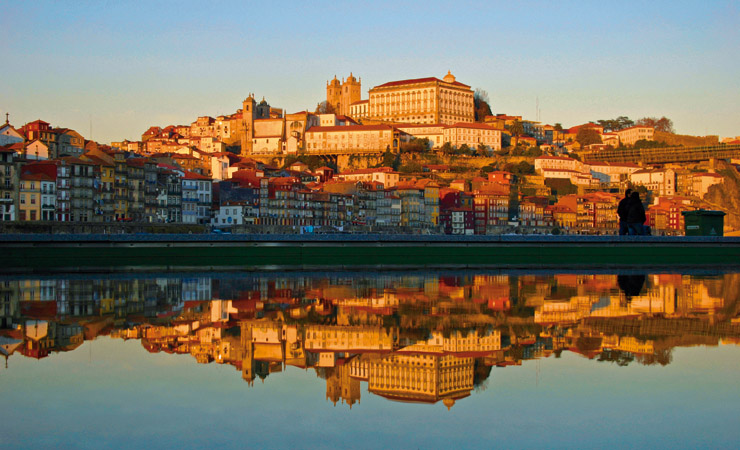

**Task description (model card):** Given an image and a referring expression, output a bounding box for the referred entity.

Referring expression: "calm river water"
[1,270,739,449]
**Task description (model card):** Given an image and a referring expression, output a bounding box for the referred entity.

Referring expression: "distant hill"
[655,131,719,147]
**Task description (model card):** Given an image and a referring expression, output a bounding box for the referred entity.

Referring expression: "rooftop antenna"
[5,112,9,125]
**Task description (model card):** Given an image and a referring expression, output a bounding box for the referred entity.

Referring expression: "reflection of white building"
[535,296,593,324]
[402,330,501,355]
[602,335,655,354]
[368,352,473,408]
[304,325,396,352]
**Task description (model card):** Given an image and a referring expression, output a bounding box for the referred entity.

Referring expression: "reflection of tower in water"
[325,361,361,408]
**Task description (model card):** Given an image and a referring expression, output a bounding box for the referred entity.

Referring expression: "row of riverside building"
[0,135,711,234]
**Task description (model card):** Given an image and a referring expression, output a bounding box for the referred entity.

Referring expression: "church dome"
[443,71,456,83]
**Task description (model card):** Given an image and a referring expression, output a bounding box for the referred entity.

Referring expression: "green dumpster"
[681,210,725,236]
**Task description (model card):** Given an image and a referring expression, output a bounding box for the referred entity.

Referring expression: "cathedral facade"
[326,74,362,116]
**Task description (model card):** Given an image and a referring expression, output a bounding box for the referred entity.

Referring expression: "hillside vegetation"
[704,161,740,232]
[655,131,719,147]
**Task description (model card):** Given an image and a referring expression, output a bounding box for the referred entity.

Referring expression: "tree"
[507,120,524,138]
[458,144,471,156]
[474,88,492,122]
[633,139,668,149]
[315,101,336,114]
[380,149,395,168]
[400,137,431,153]
[440,142,454,155]
[477,143,490,156]
[480,164,497,175]
[399,160,422,173]
[553,123,563,131]
[636,116,674,133]
[576,126,602,147]
[504,161,534,176]
[597,116,634,132]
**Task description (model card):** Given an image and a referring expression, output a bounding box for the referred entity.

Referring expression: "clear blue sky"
[2,0,739,143]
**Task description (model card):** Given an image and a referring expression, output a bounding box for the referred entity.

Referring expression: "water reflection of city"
[2,272,739,409]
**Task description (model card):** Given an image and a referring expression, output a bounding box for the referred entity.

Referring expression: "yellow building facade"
[368,71,474,125]
[304,125,403,153]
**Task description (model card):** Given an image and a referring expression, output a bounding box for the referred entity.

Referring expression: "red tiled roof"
[307,125,395,133]
[395,123,445,129]
[20,172,54,182]
[694,172,723,178]
[157,163,182,172]
[445,122,499,130]
[536,155,578,161]
[616,125,654,132]
[542,168,581,173]
[341,167,396,175]
[183,171,211,180]
[584,161,640,168]
[58,156,95,165]
[0,143,23,153]
[373,76,470,89]
[25,119,51,127]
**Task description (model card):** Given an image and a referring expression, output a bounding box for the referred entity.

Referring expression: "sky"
[2,0,739,144]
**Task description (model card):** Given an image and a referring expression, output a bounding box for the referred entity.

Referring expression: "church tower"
[326,74,362,116]
[341,73,361,116]
[326,76,341,113]
[240,94,256,156]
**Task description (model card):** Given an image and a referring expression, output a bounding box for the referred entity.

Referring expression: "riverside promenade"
[1,234,739,273]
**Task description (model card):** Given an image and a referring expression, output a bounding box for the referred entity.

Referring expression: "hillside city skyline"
[4,68,738,146]
[2,1,738,143]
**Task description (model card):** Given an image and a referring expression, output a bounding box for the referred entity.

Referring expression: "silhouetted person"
[626,191,646,235]
[617,188,632,236]
[618,274,646,302]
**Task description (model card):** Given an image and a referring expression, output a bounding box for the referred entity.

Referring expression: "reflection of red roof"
[20,301,57,319]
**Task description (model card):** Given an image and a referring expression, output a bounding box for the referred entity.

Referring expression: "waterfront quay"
[1,234,739,272]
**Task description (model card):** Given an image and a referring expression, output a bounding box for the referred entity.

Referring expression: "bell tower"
[326,76,341,113]
[241,94,256,156]
[341,73,361,116]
